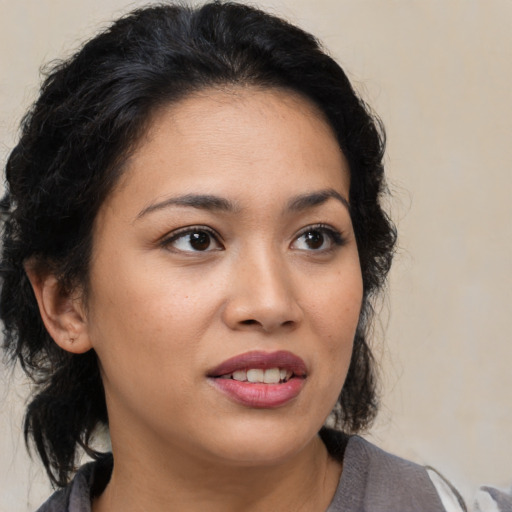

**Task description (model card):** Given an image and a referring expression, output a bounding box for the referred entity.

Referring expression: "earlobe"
[24,264,93,354]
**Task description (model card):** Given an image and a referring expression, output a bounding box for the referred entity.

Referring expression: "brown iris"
[189,231,211,251]
[303,231,324,250]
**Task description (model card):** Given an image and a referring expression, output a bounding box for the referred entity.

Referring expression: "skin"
[29,87,363,511]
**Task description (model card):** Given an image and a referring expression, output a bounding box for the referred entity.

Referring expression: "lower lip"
[209,377,305,408]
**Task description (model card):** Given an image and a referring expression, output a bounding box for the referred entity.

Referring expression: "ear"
[24,264,93,354]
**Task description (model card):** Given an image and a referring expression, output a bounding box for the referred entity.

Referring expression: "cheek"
[85,255,220,392]
[306,263,363,340]
[302,261,363,393]
[86,279,209,430]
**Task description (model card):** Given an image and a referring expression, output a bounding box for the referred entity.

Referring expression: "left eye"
[164,228,223,253]
[291,227,343,251]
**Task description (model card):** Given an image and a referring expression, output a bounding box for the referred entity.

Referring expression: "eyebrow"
[136,188,349,220]
[136,193,239,219]
[287,189,350,213]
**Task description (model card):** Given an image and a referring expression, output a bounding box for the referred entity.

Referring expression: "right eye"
[163,227,223,253]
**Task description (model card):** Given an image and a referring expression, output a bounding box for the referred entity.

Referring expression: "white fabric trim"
[473,489,501,512]
[427,468,465,512]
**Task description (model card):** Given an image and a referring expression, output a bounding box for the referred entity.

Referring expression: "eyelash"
[160,226,223,253]
[292,224,347,253]
[160,224,346,254]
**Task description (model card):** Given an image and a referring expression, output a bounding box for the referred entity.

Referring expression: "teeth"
[263,368,280,384]
[246,369,264,383]
[219,367,294,383]
[232,370,247,381]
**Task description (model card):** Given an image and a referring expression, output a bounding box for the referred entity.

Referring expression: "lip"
[207,350,307,408]
[207,350,307,377]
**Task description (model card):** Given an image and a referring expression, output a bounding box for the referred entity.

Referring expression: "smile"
[218,368,293,383]
[207,351,307,408]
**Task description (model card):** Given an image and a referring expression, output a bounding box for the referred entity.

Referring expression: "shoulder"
[322,430,465,512]
[35,466,92,512]
[35,455,113,512]
[340,435,448,511]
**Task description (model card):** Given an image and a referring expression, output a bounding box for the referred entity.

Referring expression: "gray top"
[326,435,447,511]
[36,430,452,512]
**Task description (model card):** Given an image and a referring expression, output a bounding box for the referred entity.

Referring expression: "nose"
[222,249,303,333]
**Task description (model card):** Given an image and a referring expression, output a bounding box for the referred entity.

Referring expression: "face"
[85,87,363,466]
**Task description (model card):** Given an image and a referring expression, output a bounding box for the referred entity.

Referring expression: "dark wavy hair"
[0,1,396,487]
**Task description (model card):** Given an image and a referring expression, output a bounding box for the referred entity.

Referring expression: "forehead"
[107,86,350,214]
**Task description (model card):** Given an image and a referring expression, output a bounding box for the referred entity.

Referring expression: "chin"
[197,415,321,467]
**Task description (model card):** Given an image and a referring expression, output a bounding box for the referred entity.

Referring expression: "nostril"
[241,319,258,326]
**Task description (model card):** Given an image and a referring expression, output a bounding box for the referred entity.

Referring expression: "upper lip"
[207,350,307,378]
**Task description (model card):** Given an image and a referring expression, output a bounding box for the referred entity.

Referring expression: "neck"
[93,427,341,512]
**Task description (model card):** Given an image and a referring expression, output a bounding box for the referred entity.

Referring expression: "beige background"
[1,0,511,510]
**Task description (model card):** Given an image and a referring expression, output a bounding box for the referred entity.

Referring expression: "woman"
[0,2,464,511]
